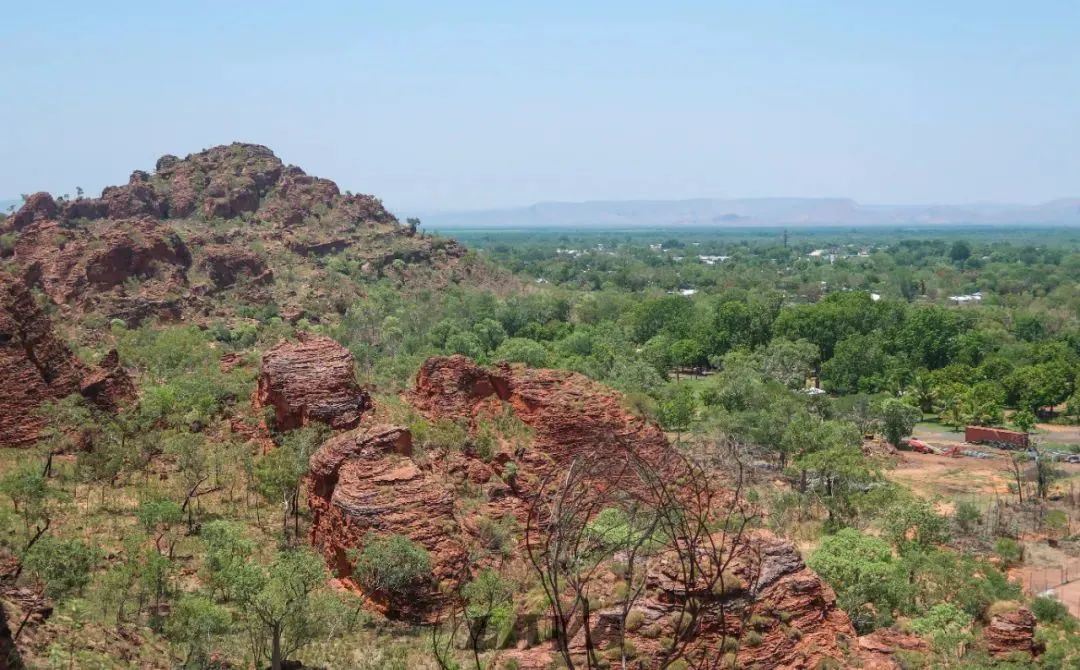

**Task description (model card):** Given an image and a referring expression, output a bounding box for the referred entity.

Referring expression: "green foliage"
[493,337,549,367]
[0,462,52,532]
[880,497,950,551]
[910,602,973,661]
[876,397,921,446]
[1011,409,1037,433]
[656,383,697,433]
[462,569,515,648]
[23,536,99,601]
[808,529,905,633]
[994,537,1024,567]
[232,547,350,669]
[350,533,432,597]
[1032,596,1070,624]
[202,520,261,602]
[165,594,232,668]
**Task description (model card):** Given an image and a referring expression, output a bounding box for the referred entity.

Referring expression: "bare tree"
[524,436,759,670]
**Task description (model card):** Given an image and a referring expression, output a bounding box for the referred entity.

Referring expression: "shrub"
[475,515,516,556]
[351,534,432,596]
[743,630,763,647]
[994,537,1024,567]
[427,419,468,452]
[1032,595,1070,623]
[23,536,99,601]
[953,501,981,534]
[625,610,645,632]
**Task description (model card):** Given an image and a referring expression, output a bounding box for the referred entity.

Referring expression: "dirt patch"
[887,451,1015,499]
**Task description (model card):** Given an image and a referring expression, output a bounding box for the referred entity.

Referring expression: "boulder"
[985,606,1036,656]
[255,334,370,431]
[306,424,464,615]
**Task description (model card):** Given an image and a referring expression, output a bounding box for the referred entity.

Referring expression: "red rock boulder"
[306,424,464,614]
[985,606,1036,657]
[255,334,370,431]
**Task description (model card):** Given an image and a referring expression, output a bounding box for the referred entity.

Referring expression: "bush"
[351,534,432,596]
[953,501,981,534]
[23,536,99,601]
[994,537,1024,567]
[1032,595,1070,624]
[427,419,468,452]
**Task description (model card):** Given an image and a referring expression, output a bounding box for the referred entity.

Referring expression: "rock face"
[1,143,473,324]
[0,271,134,447]
[255,334,371,430]
[309,354,859,666]
[0,601,22,670]
[410,355,671,478]
[199,246,272,290]
[857,629,927,670]
[307,424,464,613]
[985,606,1036,656]
[13,217,191,308]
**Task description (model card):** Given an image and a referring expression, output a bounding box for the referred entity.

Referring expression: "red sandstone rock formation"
[255,334,371,431]
[308,354,860,666]
[857,629,928,670]
[985,606,1036,657]
[199,246,272,290]
[1,143,470,323]
[410,355,671,477]
[307,424,465,604]
[0,272,134,447]
[11,216,191,324]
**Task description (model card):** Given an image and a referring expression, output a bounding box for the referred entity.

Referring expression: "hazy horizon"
[3,2,1079,212]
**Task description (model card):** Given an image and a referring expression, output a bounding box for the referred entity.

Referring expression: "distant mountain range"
[413,197,1080,229]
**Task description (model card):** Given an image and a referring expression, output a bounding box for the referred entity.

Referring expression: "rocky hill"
[0,143,494,329]
[0,143,504,448]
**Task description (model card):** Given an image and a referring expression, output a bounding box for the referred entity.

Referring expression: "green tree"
[23,536,98,601]
[876,398,921,447]
[1012,408,1037,434]
[234,548,342,670]
[202,520,261,602]
[821,333,892,394]
[492,337,549,367]
[165,595,232,669]
[910,602,973,664]
[948,240,972,263]
[759,337,819,389]
[461,569,515,669]
[808,529,905,633]
[656,384,697,439]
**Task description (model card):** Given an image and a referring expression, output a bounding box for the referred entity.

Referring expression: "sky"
[2,1,1079,212]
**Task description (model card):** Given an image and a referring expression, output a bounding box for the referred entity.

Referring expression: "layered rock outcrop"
[11,216,191,323]
[199,246,272,290]
[308,354,860,667]
[255,334,371,431]
[985,606,1036,657]
[0,272,134,447]
[307,424,464,607]
[410,355,671,478]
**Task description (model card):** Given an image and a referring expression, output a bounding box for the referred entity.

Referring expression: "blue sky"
[2,1,1078,211]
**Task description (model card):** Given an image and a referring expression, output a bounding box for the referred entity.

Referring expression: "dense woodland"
[5,199,1080,669]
